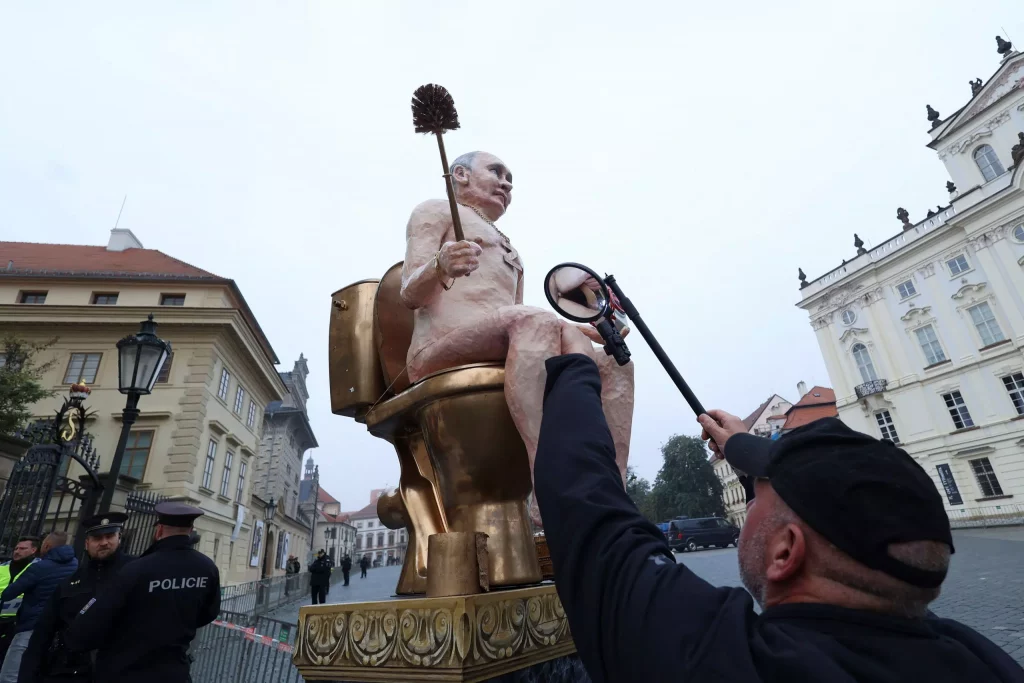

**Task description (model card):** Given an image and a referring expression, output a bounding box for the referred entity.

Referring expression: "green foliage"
[0,336,58,437]
[627,435,725,523]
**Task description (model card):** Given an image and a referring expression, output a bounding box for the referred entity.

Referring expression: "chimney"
[107,228,144,252]
[797,381,808,398]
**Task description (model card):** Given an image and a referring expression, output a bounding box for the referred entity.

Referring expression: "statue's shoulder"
[409,198,452,222]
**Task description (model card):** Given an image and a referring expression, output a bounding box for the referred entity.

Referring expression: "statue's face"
[454,152,513,221]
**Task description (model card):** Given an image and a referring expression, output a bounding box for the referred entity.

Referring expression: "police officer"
[64,503,220,683]
[19,513,132,683]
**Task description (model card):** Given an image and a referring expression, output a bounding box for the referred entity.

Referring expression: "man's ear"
[765,523,806,583]
[452,164,470,186]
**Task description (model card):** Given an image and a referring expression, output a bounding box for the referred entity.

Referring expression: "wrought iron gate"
[0,423,101,561]
[120,489,166,556]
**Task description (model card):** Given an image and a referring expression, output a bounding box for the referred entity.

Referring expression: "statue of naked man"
[400,151,634,521]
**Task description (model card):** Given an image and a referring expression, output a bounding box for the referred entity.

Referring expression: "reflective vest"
[0,559,37,618]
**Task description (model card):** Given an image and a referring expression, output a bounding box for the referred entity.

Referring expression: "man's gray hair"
[449,151,479,176]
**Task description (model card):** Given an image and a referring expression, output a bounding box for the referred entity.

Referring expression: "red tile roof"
[0,242,219,278]
[317,488,339,505]
[742,394,790,431]
[782,386,838,431]
[348,501,379,520]
[0,240,279,365]
[782,404,839,430]
[791,386,836,407]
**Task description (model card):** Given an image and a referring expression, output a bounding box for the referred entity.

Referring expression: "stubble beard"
[737,533,768,608]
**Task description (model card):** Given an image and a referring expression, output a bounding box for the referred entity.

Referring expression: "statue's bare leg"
[408,307,634,527]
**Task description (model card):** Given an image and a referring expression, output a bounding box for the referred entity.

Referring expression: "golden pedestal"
[293,585,575,682]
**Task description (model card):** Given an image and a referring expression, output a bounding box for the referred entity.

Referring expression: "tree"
[626,466,659,522]
[0,336,58,436]
[650,435,725,520]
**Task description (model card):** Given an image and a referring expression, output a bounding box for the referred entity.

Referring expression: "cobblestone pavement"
[267,528,1024,665]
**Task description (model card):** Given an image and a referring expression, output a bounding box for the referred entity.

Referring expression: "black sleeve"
[535,355,748,683]
[18,588,60,683]
[65,565,136,652]
[199,567,221,627]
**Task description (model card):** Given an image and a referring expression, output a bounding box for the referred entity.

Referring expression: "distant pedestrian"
[64,502,220,683]
[308,551,331,605]
[359,555,370,579]
[19,513,133,683]
[0,537,39,665]
[285,555,299,595]
[341,555,352,586]
[0,531,78,683]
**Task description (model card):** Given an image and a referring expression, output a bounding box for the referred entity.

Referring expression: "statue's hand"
[438,240,482,278]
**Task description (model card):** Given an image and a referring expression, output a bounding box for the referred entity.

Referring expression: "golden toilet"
[329,263,542,595]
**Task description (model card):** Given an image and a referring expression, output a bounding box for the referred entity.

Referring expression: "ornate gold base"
[293,585,574,682]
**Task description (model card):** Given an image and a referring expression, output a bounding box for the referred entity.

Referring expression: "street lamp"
[261,496,277,579]
[98,314,171,512]
[265,496,277,522]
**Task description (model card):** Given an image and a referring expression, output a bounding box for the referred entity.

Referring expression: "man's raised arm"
[400,199,481,309]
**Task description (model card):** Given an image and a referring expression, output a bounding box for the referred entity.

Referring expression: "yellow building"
[0,229,287,584]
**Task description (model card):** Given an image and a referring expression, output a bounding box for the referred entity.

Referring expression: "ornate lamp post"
[98,314,171,512]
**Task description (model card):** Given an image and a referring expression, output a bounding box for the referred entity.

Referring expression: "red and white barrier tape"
[212,619,294,653]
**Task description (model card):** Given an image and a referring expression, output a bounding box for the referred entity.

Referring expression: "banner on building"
[935,464,963,506]
[250,519,265,567]
[231,504,247,542]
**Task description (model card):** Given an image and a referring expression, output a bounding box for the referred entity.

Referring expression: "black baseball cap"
[724,417,954,588]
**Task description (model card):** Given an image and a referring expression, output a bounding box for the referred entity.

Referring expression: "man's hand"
[561,323,595,356]
[697,409,747,458]
[438,240,483,278]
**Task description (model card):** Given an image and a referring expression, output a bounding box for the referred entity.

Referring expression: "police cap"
[81,512,129,536]
[155,501,205,528]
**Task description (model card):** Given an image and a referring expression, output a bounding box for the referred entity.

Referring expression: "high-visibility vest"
[0,559,38,618]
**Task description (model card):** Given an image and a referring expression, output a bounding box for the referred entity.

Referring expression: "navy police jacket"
[65,534,220,683]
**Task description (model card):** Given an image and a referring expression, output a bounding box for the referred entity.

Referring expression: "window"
[217,368,231,400]
[852,343,878,382]
[874,410,900,443]
[946,254,970,276]
[973,145,1005,182]
[236,459,248,502]
[91,292,118,305]
[247,400,257,428]
[160,293,186,306]
[220,450,234,497]
[388,531,395,546]
[914,325,947,366]
[970,457,1004,497]
[967,302,1005,347]
[366,535,372,549]
[233,386,245,414]
[1013,224,1024,243]
[120,430,154,479]
[377,532,384,547]
[840,309,856,325]
[896,280,917,299]
[202,440,218,490]
[367,521,374,528]
[356,536,363,550]
[400,531,406,543]
[19,291,47,304]
[63,353,102,383]
[1002,372,1024,415]
[942,391,974,430]
[356,522,363,529]
[155,351,173,383]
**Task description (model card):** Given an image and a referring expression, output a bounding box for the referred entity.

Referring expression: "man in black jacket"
[20,513,133,683]
[534,346,1024,683]
[340,555,352,587]
[308,551,331,605]
[64,503,220,683]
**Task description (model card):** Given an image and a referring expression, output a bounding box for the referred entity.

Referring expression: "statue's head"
[450,151,513,221]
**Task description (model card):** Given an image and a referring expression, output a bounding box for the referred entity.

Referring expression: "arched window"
[387,531,395,546]
[356,535,363,550]
[973,145,1005,182]
[377,532,384,548]
[852,343,878,382]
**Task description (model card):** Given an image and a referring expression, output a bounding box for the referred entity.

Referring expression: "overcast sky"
[1,2,1020,511]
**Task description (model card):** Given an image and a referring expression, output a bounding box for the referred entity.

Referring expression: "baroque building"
[0,229,287,582]
[797,41,1024,516]
[350,489,408,568]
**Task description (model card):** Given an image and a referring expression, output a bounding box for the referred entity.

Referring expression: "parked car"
[656,522,671,539]
[667,517,739,552]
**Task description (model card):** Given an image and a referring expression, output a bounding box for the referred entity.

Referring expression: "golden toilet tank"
[329,264,541,594]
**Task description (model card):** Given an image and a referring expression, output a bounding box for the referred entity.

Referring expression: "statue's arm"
[400,200,453,310]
